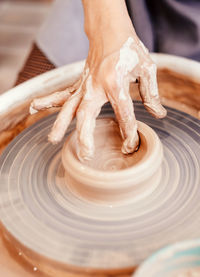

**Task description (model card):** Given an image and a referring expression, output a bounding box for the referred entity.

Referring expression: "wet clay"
[0,68,199,276]
[62,118,163,205]
[73,118,147,171]
[157,68,200,113]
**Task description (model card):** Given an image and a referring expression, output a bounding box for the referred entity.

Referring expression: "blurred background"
[0,0,53,94]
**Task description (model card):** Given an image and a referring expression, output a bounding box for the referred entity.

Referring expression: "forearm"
[82,0,137,58]
[82,0,134,41]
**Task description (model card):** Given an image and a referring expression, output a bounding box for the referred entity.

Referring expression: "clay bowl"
[62,118,163,205]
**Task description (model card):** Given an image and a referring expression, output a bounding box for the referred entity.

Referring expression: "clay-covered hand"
[30,0,166,161]
[30,34,166,161]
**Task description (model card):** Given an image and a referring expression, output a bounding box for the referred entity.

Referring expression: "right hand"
[31,32,166,161]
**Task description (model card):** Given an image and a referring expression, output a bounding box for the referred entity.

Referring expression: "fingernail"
[157,105,167,118]
[121,132,139,154]
[48,131,60,144]
[144,98,167,119]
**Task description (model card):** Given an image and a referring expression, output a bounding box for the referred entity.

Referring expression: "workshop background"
[0,0,53,94]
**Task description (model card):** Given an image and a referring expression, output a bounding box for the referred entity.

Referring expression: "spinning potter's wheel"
[0,102,200,275]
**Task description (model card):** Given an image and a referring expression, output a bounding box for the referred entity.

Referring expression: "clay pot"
[62,118,163,205]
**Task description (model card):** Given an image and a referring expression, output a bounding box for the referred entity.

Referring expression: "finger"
[139,63,167,118]
[76,104,100,161]
[76,80,107,161]
[48,69,90,144]
[30,79,81,114]
[30,87,74,113]
[106,78,139,154]
[48,90,82,144]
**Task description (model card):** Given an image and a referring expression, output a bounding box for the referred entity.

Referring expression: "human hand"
[30,0,166,161]
[30,33,166,161]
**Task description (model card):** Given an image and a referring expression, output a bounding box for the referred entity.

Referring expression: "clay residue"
[157,68,200,119]
[157,68,200,111]
[0,107,59,154]
[0,68,199,277]
[71,118,147,171]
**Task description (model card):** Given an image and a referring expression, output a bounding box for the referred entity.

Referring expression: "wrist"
[82,0,133,39]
